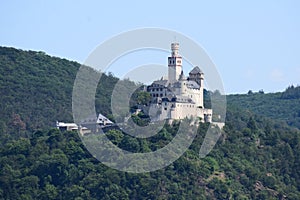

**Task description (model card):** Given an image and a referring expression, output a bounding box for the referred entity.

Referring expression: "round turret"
[171,43,179,56]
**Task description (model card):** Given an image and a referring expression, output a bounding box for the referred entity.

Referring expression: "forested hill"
[0,47,78,132]
[0,46,118,135]
[227,87,300,129]
[1,46,299,133]
[0,46,300,199]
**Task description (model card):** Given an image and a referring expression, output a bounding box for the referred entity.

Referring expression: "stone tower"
[168,43,182,83]
[189,66,204,108]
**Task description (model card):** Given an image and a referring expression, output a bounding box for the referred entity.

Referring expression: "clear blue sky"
[1,0,299,94]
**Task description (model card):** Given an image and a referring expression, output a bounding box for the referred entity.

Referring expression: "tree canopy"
[0,46,300,199]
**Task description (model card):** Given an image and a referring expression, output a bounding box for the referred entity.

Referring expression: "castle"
[147,43,212,122]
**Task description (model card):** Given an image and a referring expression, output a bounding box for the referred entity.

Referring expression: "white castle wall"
[146,43,212,123]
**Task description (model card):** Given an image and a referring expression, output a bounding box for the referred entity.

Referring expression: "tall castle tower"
[147,42,213,123]
[168,43,182,83]
[189,66,204,108]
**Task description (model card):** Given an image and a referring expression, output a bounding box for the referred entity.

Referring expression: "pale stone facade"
[147,43,212,122]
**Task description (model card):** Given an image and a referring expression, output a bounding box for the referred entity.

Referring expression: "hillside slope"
[0,46,300,199]
[1,46,299,131]
[0,107,300,199]
[227,90,300,129]
[0,47,79,131]
[0,47,120,135]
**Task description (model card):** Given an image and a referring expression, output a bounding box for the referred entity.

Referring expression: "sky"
[1,0,300,94]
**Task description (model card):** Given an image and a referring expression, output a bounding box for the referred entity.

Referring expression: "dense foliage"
[0,47,78,133]
[227,89,300,129]
[1,112,299,199]
[0,46,300,199]
[281,85,300,99]
[0,47,119,135]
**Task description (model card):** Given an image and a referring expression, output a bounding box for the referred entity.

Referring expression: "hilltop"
[1,46,299,133]
[227,87,300,129]
[0,46,299,199]
[0,46,120,136]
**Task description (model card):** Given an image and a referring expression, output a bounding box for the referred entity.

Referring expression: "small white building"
[56,113,114,135]
[147,43,212,122]
[56,121,78,131]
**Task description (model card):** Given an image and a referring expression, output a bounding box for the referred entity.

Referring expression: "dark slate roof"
[189,66,203,74]
[151,79,169,87]
[174,95,195,104]
[186,80,200,89]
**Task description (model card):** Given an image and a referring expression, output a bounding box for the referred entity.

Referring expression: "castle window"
[164,108,167,110]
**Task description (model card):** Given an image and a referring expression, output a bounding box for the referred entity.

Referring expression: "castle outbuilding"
[147,43,212,122]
